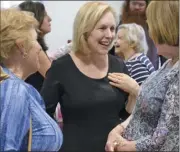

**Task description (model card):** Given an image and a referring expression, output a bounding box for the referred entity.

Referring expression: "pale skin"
[38,51,51,77]
[105,45,179,151]
[115,28,141,62]
[36,10,52,78]
[70,11,140,151]
[105,115,136,151]
[129,0,147,13]
[105,0,179,150]
[70,11,136,113]
[108,73,139,113]
[70,11,116,79]
[105,73,139,152]
[3,28,42,80]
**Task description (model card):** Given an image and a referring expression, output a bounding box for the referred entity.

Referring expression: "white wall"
[1,1,22,9]
[44,1,124,51]
[1,1,125,51]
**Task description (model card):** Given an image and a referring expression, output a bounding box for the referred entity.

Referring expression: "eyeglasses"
[130,1,146,8]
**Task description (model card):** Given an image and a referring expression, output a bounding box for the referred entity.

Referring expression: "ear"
[84,32,89,41]
[129,42,136,49]
[15,39,26,55]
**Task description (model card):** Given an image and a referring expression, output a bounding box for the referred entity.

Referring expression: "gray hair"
[118,23,148,54]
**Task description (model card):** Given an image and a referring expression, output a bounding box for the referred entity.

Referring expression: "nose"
[134,5,140,11]
[114,41,117,46]
[48,15,52,22]
[105,28,113,39]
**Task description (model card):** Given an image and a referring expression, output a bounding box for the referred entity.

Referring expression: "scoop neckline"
[67,53,110,81]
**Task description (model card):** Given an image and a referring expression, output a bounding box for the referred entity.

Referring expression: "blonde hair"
[0,9,39,60]
[72,1,116,54]
[118,23,148,54]
[146,1,179,46]
[0,66,9,83]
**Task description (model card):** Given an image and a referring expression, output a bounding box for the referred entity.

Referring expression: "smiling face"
[87,11,116,55]
[15,28,42,74]
[115,28,130,56]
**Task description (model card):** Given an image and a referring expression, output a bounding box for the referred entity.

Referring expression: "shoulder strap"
[28,117,32,151]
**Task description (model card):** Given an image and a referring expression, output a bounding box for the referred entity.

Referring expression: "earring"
[22,52,28,59]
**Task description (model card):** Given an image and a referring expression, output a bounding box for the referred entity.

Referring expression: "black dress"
[41,54,130,152]
[25,72,44,92]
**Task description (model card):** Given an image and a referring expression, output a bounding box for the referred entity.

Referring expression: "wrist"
[115,124,125,134]
[131,83,139,96]
[119,124,125,130]
[116,140,136,151]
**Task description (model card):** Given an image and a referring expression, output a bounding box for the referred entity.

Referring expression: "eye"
[110,26,115,32]
[118,36,123,40]
[44,11,47,16]
[99,26,106,30]
[139,3,145,7]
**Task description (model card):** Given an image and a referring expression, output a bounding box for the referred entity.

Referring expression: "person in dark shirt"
[41,2,136,152]
[19,1,52,92]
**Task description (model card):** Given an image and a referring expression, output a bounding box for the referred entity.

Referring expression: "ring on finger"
[113,140,119,146]
[113,139,125,147]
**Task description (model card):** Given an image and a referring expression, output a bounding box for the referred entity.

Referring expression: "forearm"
[38,51,51,77]
[125,82,139,114]
[125,94,136,114]
[115,115,132,133]
[116,140,136,151]
[121,114,132,128]
[130,83,140,97]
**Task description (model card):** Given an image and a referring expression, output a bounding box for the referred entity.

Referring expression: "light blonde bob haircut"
[72,2,116,54]
[146,1,179,46]
[0,9,39,60]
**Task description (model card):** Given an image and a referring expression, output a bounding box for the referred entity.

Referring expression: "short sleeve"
[0,80,30,151]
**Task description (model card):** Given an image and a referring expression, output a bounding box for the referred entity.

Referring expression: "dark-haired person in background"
[19,1,52,92]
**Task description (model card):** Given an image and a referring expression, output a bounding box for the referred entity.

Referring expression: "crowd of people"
[0,0,179,151]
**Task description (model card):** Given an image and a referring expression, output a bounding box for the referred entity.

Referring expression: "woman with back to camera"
[105,1,179,151]
[41,2,137,152]
[18,1,52,92]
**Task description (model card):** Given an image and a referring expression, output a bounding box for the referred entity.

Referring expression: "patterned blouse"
[123,60,179,151]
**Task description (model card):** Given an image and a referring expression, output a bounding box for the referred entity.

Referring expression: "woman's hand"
[116,140,136,151]
[105,124,125,151]
[108,73,139,96]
